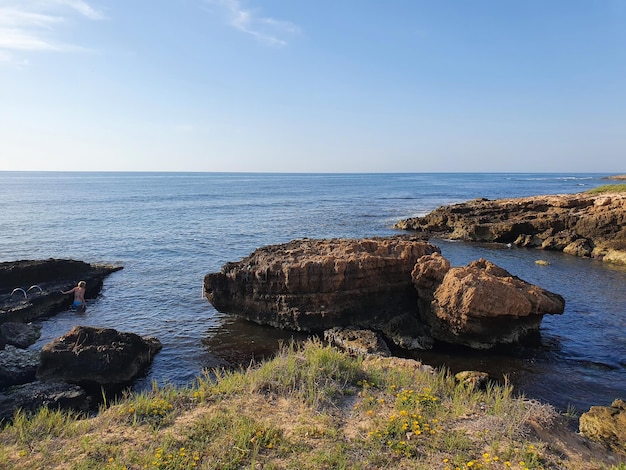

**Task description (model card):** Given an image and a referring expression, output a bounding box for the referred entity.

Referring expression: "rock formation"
[324,327,391,357]
[205,236,440,350]
[37,326,162,385]
[393,192,626,265]
[579,399,626,453]
[0,382,89,421]
[205,236,563,351]
[412,253,565,349]
[0,259,123,324]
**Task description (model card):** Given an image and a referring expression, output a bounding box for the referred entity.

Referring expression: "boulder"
[579,399,626,453]
[324,327,391,357]
[37,326,162,385]
[412,254,565,349]
[0,382,88,421]
[0,346,40,389]
[394,192,626,264]
[204,236,438,349]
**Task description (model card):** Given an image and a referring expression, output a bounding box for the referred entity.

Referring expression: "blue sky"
[0,0,624,172]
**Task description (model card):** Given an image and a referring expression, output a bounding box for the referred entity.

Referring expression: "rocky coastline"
[393,190,626,265]
[0,259,161,420]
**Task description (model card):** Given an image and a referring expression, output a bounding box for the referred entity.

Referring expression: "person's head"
[78,281,86,288]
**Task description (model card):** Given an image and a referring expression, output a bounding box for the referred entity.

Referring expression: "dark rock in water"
[324,327,391,357]
[0,259,123,324]
[0,381,88,421]
[0,322,41,349]
[393,192,626,265]
[204,236,438,349]
[37,326,162,386]
[412,253,565,349]
[0,346,39,389]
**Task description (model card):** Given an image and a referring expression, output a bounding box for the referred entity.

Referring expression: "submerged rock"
[412,254,565,349]
[37,326,162,386]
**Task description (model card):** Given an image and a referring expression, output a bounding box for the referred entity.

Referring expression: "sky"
[0,0,624,173]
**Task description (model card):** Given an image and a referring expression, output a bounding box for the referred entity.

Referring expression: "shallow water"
[1,172,623,411]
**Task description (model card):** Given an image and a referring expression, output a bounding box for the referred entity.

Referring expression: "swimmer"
[62,280,87,312]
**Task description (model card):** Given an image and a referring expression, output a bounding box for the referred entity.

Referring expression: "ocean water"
[1,172,624,412]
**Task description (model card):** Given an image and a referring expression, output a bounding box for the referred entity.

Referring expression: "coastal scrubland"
[586,184,626,194]
[0,340,623,470]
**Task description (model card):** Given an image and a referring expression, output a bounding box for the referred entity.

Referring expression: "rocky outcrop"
[0,382,88,421]
[412,253,565,349]
[0,346,39,389]
[204,236,439,349]
[324,327,391,357]
[205,237,563,351]
[0,322,41,349]
[0,259,123,324]
[393,192,626,265]
[604,175,626,181]
[579,399,626,453]
[37,326,162,386]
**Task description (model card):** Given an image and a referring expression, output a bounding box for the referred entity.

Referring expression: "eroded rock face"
[37,326,162,385]
[394,193,626,265]
[204,236,439,348]
[412,254,565,349]
[579,399,626,453]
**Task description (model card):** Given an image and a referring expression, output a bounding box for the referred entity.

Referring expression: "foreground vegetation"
[1,340,623,469]
[586,184,626,194]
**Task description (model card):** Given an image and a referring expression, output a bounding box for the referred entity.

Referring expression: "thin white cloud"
[205,0,300,46]
[0,0,105,63]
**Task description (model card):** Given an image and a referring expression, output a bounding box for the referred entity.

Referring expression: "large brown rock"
[579,399,626,453]
[412,253,565,349]
[204,236,439,349]
[394,192,626,265]
[37,326,162,385]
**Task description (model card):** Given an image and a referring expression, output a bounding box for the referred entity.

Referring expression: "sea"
[1,172,624,413]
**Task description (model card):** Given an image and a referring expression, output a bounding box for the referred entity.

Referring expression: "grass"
[585,184,626,194]
[0,339,623,469]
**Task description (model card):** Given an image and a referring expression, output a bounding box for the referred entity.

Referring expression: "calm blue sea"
[1,172,624,412]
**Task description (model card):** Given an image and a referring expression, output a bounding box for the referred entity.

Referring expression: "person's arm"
[61,287,76,295]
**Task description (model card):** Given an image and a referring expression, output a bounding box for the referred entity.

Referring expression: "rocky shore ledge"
[393,191,626,265]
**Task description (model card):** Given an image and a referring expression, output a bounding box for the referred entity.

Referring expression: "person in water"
[62,280,87,311]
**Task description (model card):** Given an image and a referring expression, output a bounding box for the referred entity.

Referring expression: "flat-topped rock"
[394,192,626,265]
[204,236,439,347]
